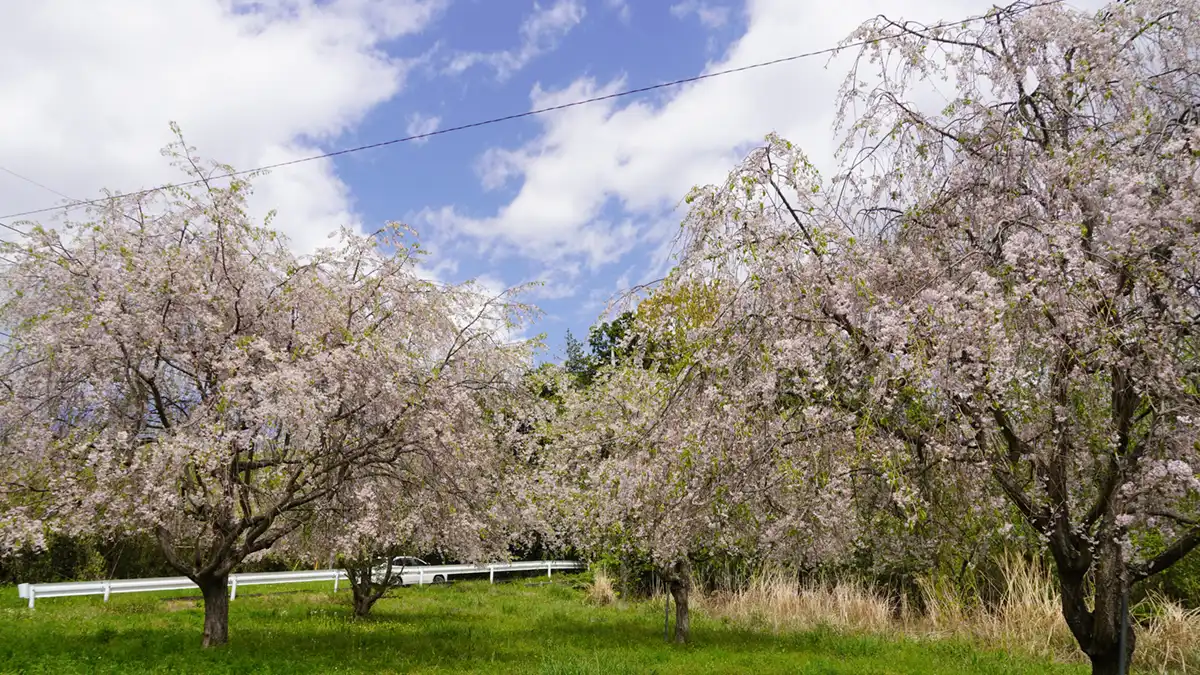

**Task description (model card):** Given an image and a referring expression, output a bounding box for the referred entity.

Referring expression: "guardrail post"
[418,569,424,586]
[231,575,238,601]
[103,581,111,603]
[547,561,552,579]
[28,586,35,609]
[333,571,340,593]
[489,565,494,584]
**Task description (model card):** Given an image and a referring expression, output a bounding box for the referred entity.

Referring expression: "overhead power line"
[0,0,1063,226]
[0,166,76,203]
[0,166,78,236]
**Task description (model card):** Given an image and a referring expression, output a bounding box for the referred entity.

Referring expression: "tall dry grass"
[699,571,895,635]
[915,554,1079,661]
[586,567,617,606]
[1135,594,1200,674]
[688,555,1200,674]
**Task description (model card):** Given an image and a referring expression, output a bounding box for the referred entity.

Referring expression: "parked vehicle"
[369,557,448,585]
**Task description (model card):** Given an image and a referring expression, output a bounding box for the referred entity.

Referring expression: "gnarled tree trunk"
[351,583,381,618]
[663,559,692,644]
[346,555,394,618]
[1058,570,1134,675]
[196,573,230,648]
[155,512,307,647]
[1052,529,1134,675]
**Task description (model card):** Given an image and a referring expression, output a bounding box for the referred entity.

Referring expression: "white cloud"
[532,281,579,301]
[525,265,580,300]
[606,0,631,24]
[0,0,445,254]
[670,1,731,29]
[445,0,585,81]
[413,255,459,284]
[406,112,442,144]
[419,0,1110,289]
[474,146,525,192]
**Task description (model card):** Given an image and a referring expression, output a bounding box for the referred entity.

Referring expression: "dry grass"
[916,554,1078,660]
[161,599,198,612]
[698,571,895,635]
[693,555,1200,674]
[1136,594,1200,674]
[586,567,616,606]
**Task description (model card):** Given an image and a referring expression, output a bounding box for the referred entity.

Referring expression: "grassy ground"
[0,577,1084,675]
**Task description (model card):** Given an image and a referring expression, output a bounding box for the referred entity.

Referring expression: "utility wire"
[0,0,1063,225]
[0,166,75,203]
[0,166,79,236]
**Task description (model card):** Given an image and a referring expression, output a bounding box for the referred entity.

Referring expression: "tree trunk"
[351,586,379,618]
[666,559,691,645]
[197,574,230,648]
[346,560,388,618]
[1051,519,1135,675]
[350,575,384,618]
[1087,532,1135,675]
[1086,616,1135,675]
[1088,647,1130,675]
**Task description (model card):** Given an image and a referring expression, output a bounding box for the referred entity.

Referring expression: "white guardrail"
[16,560,584,609]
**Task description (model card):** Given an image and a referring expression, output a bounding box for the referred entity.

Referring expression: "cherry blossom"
[657,1,1200,671]
[0,129,539,646]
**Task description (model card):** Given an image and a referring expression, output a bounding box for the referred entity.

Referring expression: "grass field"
[0,577,1085,674]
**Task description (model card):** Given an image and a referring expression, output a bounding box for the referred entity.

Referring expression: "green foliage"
[562,311,680,390]
[0,535,108,585]
[690,554,761,595]
[593,550,659,598]
[524,361,565,404]
[0,580,1084,674]
[1136,530,1200,609]
[564,330,596,389]
[1158,552,1200,609]
[0,535,293,585]
[586,312,637,370]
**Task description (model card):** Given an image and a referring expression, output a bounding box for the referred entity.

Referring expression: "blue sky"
[2,0,1096,362]
[335,1,748,359]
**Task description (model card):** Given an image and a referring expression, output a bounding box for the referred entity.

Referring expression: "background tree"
[282,304,538,618]
[563,331,596,389]
[563,312,677,391]
[542,287,854,643]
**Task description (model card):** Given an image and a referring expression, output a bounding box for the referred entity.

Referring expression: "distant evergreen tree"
[563,330,596,388]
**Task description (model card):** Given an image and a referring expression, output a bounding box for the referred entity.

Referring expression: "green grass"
[0,578,1084,674]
